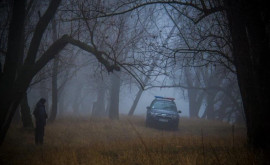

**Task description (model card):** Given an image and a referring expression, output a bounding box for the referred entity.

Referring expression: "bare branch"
[95,0,224,23]
[24,0,62,65]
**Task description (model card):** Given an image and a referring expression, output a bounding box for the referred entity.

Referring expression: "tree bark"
[49,19,59,122]
[225,0,270,155]
[0,0,26,145]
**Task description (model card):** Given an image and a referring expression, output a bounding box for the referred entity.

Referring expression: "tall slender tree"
[49,18,59,122]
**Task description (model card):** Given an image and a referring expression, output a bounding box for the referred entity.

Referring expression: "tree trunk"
[128,71,154,116]
[0,0,117,145]
[128,89,143,116]
[12,107,21,125]
[0,0,63,145]
[0,0,26,145]
[225,0,270,155]
[49,19,59,122]
[20,93,33,128]
[109,72,121,120]
[185,68,204,118]
[128,65,155,116]
[215,96,230,121]
[49,58,59,121]
[128,74,151,116]
[205,91,215,120]
[92,80,106,117]
[58,90,66,116]
[72,84,84,115]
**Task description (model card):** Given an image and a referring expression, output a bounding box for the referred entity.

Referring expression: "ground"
[0,115,264,165]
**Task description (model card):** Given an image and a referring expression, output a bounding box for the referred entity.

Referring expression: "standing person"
[33,98,48,145]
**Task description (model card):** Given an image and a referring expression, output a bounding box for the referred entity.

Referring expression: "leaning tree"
[0,0,119,145]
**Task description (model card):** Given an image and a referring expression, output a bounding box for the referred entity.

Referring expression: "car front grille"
[156,113,173,119]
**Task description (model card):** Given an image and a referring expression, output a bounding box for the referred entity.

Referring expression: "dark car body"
[146,96,181,130]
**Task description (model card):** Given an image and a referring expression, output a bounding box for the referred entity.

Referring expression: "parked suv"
[146,96,181,130]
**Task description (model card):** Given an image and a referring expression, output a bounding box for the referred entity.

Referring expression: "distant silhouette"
[33,98,48,145]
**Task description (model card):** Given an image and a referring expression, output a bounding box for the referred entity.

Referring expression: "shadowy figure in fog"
[33,98,47,145]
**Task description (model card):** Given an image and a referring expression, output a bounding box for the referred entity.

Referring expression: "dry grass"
[0,115,264,165]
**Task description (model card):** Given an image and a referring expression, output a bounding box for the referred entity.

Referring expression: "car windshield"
[151,100,177,111]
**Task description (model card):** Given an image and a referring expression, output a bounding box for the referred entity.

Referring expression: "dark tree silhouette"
[0,0,119,145]
[20,93,33,128]
[224,0,270,154]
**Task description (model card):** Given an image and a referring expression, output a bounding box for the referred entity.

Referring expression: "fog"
[120,87,189,116]
[27,56,190,117]
[18,1,243,123]
[1,0,244,136]
[26,48,240,123]
[3,0,270,163]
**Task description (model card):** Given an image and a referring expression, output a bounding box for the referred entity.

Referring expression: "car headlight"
[150,112,158,117]
[172,114,179,119]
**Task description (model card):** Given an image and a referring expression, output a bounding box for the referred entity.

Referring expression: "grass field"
[0,115,264,165]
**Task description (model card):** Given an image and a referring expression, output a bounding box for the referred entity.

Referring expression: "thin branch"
[95,1,224,24]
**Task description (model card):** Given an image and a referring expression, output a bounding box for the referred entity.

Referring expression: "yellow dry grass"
[0,115,264,165]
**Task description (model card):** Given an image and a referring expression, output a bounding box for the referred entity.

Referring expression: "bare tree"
[0,0,119,144]
[94,1,270,155]
[184,67,204,118]
[49,18,59,122]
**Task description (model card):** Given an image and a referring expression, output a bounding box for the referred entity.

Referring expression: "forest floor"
[0,115,265,165]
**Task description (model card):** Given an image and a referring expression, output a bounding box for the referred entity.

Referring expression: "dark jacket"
[33,101,48,126]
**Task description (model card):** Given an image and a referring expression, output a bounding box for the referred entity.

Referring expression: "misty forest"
[0,0,270,164]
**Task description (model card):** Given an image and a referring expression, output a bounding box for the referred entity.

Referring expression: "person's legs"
[39,126,44,144]
[35,122,43,145]
[35,121,40,145]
